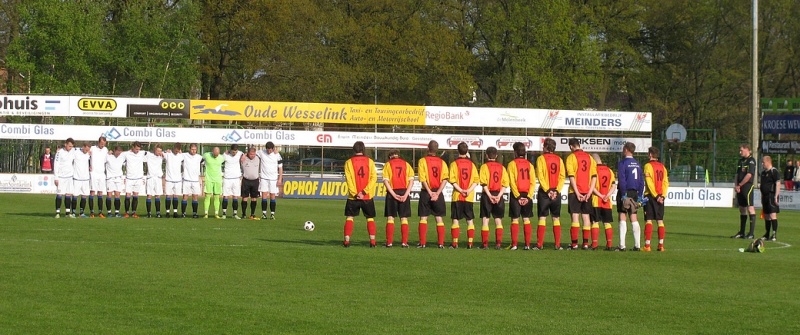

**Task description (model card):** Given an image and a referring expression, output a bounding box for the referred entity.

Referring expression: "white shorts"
[146,177,164,196]
[126,178,145,194]
[107,177,125,193]
[165,181,182,196]
[90,174,106,193]
[223,178,242,197]
[259,179,279,194]
[183,181,202,195]
[72,179,91,196]
[56,177,74,195]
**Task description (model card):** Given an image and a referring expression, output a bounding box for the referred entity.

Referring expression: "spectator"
[41,146,55,173]
[783,160,795,191]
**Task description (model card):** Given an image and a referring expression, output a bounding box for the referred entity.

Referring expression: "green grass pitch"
[1,194,799,334]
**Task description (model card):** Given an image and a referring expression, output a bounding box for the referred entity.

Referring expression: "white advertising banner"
[754,189,800,211]
[0,170,734,208]
[0,124,651,153]
[0,95,69,117]
[68,97,190,118]
[424,106,652,132]
[0,173,57,194]
[663,187,733,208]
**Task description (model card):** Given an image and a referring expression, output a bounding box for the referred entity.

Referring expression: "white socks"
[619,221,627,248]
[631,221,641,248]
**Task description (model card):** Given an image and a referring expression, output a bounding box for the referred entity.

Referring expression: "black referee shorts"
[241,178,259,198]
[736,184,754,207]
[761,192,780,214]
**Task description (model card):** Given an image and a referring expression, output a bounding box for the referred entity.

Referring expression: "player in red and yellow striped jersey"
[342,141,378,247]
[591,153,617,250]
[448,142,479,248]
[382,150,414,248]
[565,138,597,250]
[507,142,535,250]
[479,146,510,250]
[417,140,449,248]
[643,146,669,252]
[535,138,566,250]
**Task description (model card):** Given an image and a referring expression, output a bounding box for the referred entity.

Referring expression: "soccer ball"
[303,221,315,231]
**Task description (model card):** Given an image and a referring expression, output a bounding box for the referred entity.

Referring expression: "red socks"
[451,225,460,247]
[510,222,519,247]
[419,221,428,246]
[367,219,376,246]
[644,222,653,246]
[523,222,532,247]
[343,219,354,245]
[436,223,446,246]
[553,222,562,248]
[386,221,395,246]
[401,221,409,245]
[582,227,590,247]
[495,226,503,247]
[537,223,546,248]
[570,223,580,247]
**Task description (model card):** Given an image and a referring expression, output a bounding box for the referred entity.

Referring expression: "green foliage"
[2,0,800,146]
[1,194,800,333]
[7,0,111,94]
[5,0,199,97]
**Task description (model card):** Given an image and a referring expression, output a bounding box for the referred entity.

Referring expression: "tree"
[7,0,111,94]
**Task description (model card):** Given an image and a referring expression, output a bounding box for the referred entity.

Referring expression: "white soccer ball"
[303,221,315,231]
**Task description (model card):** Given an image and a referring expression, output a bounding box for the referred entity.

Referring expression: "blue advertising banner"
[762,115,800,134]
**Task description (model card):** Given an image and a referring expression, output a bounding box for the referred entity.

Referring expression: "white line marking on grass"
[0,238,247,248]
[672,241,791,251]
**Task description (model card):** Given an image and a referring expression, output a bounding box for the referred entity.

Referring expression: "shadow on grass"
[6,212,64,218]
[255,238,346,246]
[669,231,730,239]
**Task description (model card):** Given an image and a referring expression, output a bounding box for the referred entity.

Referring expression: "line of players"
[51,137,285,220]
[342,138,670,252]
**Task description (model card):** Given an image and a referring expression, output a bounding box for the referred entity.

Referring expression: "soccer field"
[0,194,798,334]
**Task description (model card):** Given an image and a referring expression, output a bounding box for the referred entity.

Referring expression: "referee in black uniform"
[760,156,780,241]
[731,144,757,239]
[240,147,261,220]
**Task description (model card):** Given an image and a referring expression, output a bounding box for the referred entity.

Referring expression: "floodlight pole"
[752,0,759,164]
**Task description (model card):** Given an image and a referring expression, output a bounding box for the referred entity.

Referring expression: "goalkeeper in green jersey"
[203,147,226,218]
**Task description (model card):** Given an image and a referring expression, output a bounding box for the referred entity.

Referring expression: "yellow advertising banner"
[189,100,426,125]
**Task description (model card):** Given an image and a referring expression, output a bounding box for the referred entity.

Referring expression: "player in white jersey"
[222,144,244,219]
[181,143,203,218]
[72,143,92,217]
[89,136,108,217]
[145,144,165,218]
[53,137,76,218]
[123,141,147,218]
[163,143,184,218]
[105,146,126,218]
[256,141,283,219]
